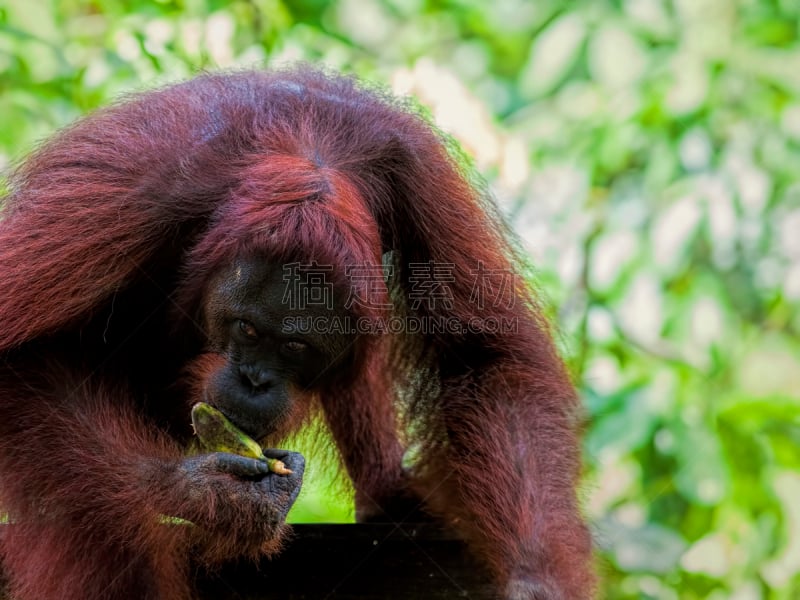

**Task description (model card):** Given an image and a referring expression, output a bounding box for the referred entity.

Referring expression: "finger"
[279,452,305,477]
[261,448,290,460]
[262,449,305,477]
[212,453,272,477]
[259,453,305,495]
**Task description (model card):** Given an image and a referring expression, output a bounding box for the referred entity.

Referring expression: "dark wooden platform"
[198,523,495,599]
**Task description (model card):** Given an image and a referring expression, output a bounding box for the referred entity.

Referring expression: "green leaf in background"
[520,13,586,98]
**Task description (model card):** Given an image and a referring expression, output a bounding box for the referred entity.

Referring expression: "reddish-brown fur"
[0,68,595,599]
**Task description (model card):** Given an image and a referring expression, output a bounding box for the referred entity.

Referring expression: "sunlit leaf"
[519,13,586,98]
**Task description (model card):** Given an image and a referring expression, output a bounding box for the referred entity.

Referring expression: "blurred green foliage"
[1,0,799,598]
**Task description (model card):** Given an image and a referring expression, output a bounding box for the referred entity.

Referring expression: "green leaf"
[519,13,586,98]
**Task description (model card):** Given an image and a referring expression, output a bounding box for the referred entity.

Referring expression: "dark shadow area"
[197,523,495,599]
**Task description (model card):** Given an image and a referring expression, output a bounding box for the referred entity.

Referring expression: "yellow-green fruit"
[190,402,292,475]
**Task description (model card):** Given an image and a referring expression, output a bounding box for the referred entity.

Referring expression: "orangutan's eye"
[237,319,259,341]
[282,340,308,354]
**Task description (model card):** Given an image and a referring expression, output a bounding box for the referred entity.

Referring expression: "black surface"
[197,523,495,599]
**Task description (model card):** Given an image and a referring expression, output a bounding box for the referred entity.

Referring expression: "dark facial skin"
[202,257,356,441]
[161,258,355,548]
